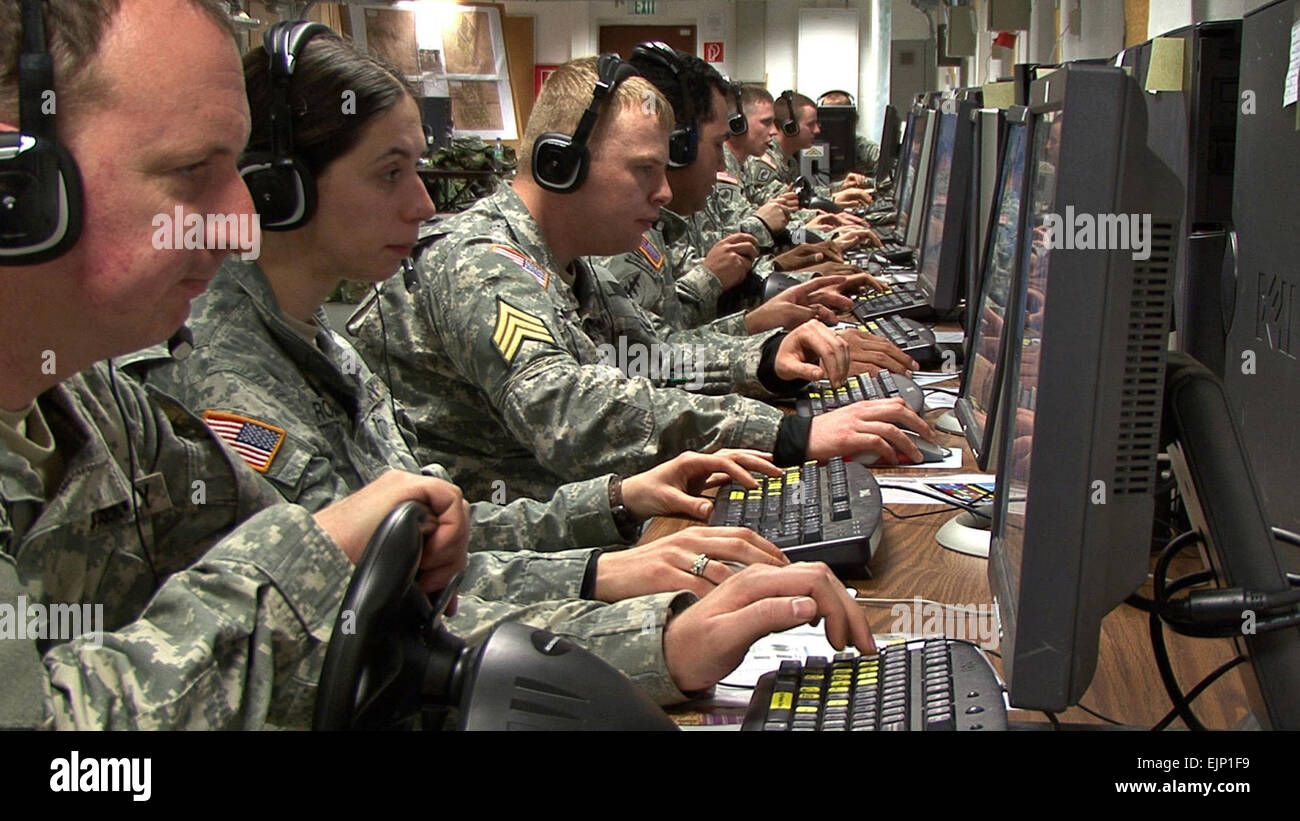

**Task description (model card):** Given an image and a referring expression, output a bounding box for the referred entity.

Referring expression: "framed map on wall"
[349,2,518,141]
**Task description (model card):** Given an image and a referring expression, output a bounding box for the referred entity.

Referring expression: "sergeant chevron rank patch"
[492,299,556,362]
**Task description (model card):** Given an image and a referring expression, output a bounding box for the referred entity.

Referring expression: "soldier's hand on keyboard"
[313,469,470,596]
[773,241,833,272]
[662,563,875,693]
[744,276,845,333]
[829,225,882,249]
[704,233,760,289]
[805,398,934,465]
[832,187,874,208]
[592,526,789,602]
[774,318,852,386]
[838,326,919,376]
[621,448,782,521]
[814,270,886,297]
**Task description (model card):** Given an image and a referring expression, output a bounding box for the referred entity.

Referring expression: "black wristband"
[773,414,813,467]
[757,333,810,396]
[580,550,602,600]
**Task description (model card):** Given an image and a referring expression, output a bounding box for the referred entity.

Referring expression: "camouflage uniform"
[0,363,353,729]
[593,207,751,337]
[350,185,801,502]
[125,258,632,558]
[119,258,704,705]
[696,146,779,250]
[1,369,699,727]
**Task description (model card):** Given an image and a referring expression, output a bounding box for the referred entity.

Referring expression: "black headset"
[0,0,84,266]
[238,21,333,231]
[726,80,747,137]
[777,89,801,137]
[531,53,637,194]
[629,42,698,168]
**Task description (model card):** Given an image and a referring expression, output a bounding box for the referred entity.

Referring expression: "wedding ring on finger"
[690,553,711,577]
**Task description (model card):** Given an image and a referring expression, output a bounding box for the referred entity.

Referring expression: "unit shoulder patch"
[492,298,557,363]
[491,244,549,289]
[202,410,286,473]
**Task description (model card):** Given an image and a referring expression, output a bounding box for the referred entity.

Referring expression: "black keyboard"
[741,639,1008,731]
[708,457,881,577]
[851,281,930,321]
[795,371,924,417]
[856,316,937,364]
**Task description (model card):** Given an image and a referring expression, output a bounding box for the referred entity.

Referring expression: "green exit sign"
[631,0,657,14]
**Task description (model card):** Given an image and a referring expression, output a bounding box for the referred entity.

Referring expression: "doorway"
[598,25,696,58]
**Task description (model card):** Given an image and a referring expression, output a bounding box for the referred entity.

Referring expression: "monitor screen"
[917,111,957,284]
[986,63,1183,712]
[955,114,1030,470]
[894,109,935,243]
[876,104,902,182]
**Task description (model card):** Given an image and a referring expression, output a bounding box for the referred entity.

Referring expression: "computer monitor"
[1223,0,1300,545]
[1138,21,1241,380]
[890,108,919,198]
[963,108,1006,337]
[896,108,938,249]
[875,104,902,184]
[914,98,975,313]
[954,107,1031,472]
[816,104,857,177]
[987,63,1184,712]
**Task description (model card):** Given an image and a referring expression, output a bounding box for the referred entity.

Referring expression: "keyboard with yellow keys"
[707,457,882,577]
[795,371,925,418]
[741,639,1008,731]
[851,280,930,321]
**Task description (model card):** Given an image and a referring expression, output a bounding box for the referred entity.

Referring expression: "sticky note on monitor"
[982,80,1016,109]
[1145,37,1186,92]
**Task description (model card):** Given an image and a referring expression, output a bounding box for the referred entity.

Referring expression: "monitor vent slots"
[1113,220,1176,495]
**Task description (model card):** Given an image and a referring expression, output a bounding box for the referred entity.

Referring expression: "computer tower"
[1223,0,1300,538]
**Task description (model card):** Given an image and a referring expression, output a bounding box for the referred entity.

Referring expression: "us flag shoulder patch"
[758,153,778,170]
[638,236,664,270]
[492,299,557,363]
[491,244,549,289]
[715,170,740,185]
[202,411,286,473]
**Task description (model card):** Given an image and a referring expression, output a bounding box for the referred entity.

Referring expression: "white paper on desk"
[880,473,995,505]
[923,391,958,410]
[883,271,918,284]
[932,331,965,345]
[910,371,960,386]
[1285,19,1300,107]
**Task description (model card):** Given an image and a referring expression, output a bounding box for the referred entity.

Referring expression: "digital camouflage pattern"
[593,206,750,338]
[349,185,788,502]
[125,258,632,561]
[0,363,353,729]
[696,145,778,250]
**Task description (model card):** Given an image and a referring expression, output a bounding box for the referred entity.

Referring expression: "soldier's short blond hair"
[520,56,673,175]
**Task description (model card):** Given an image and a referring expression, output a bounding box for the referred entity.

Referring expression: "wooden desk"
[644,377,1253,729]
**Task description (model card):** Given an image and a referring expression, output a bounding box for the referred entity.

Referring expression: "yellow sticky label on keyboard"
[729,491,744,500]
[827,686,849,694]
[769,692,793,710]
[795,706,819,714]
[827,699,849,707]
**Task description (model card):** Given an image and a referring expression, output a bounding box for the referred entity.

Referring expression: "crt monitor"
[954,106,1031,472]
[987,63,1184,712]
[914,98,976,313]
[896,107,939,250]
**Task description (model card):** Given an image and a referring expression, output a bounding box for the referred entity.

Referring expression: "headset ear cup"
[240,152,317,231]
[531,134,587,193]
[666,126,698,169]
[0,133,84,266]
[783,118,800,137]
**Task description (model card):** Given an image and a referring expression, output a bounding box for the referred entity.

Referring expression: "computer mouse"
[853,431,951,465]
